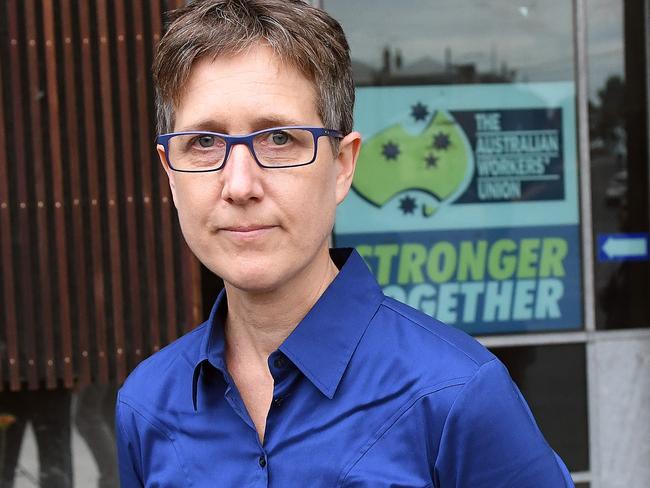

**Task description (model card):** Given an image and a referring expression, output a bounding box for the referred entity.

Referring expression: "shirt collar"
[192,291,228,411]
[279,248,384,398]
[192,248,384,409]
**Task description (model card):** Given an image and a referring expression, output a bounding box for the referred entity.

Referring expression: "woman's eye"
[271,132,289,145]
[197,135,214,148]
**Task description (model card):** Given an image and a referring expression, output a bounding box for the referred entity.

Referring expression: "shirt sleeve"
[115,391,145,488]
[434,359,574,488]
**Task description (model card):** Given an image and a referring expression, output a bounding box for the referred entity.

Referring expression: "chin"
[211,259,288,295]
[224,273,285,295]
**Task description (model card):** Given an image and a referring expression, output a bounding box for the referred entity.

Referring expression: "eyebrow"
[175,115,307,134]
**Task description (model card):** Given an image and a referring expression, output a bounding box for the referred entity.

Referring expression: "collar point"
[320,382,339,400]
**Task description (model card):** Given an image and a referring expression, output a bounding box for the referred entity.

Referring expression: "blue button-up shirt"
[116,248,573,487]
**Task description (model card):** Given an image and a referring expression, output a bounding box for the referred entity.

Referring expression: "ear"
[157,144,179,208]
[334,131,362,205]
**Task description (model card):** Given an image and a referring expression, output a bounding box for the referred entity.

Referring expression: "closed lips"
[221,225,275,232]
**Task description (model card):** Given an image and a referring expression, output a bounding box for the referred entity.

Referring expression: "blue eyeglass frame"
[157,126,344,173]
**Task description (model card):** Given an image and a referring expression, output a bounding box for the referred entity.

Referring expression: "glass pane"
[491,344,589,472]
[326,0,574,85]
[330,1,584,335]
[588,0,650,329]
[1,385,118,487]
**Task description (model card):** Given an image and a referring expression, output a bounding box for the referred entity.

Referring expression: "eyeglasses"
[157,126,344,173]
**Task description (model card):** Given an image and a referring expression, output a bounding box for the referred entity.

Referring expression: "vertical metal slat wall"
[0,0,201,392]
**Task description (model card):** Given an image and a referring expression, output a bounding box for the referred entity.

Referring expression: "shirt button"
[259,456,267,468]
[274,357,286,369]
[272,396,283,407]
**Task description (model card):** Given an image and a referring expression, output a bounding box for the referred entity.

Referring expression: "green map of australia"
[353,110,471,215]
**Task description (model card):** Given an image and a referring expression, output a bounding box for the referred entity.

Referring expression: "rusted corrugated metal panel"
[77,0,110,385]
[95,0,127,384]
[5,0,39,391]
[0,0,203,391]
[42,0,75,389]
[24,0,58,389]
[0,29,19,392]
[143,0,166,351]
[60,0,92,387]
[133,1,159,366]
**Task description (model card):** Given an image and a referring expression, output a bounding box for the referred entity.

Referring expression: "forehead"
[173,45,321,132]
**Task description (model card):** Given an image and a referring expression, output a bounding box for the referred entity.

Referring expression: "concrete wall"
[592,332,650,488]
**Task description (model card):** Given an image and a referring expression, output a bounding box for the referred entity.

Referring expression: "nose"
[219,142,264,204]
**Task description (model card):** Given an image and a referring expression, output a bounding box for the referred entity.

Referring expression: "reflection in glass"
[327,0,574,86]
[0,388,72,487]
[491,344,589,472]
[588,0,649,329]
[75,385,119,488]
[0,385,119,487]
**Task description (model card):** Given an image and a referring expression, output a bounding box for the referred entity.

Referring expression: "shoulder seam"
[118,392,174,441]
[435,358,499,460]
[338,377,471,485]
[117,392,193,487]
[115,394,145,485]
[380,299,483,367]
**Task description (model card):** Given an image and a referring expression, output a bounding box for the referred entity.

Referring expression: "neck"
[224,247,339,366]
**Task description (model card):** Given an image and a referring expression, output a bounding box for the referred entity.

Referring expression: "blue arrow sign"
[598,233,649,262]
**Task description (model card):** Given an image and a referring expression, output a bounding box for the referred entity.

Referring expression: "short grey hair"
[153,0,355,137]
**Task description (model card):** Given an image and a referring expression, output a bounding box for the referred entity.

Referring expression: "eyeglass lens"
[167,128,316,171]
